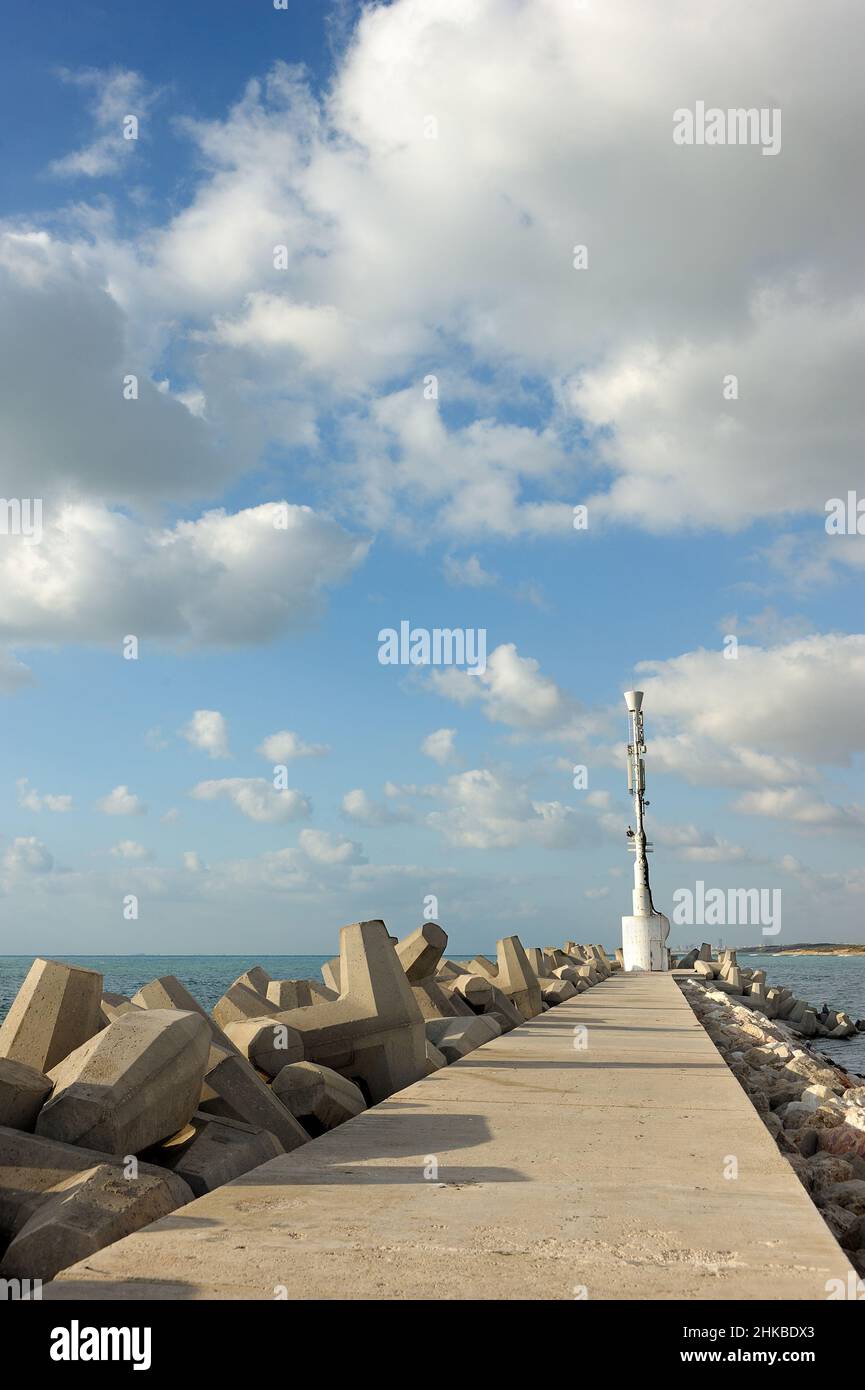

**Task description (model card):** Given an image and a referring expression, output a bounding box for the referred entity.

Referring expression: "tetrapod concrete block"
[199,1043,309,1151]
[36,1009,210,1156]
[261,921,428,1104]
[0,958,103,1073]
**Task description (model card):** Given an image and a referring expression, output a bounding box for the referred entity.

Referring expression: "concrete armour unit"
[485,986,523,1030]
[410,976,471,1021]
[143,1112,283,1198]
[321,957,341,994]
[424,1040,448,1072]
[694,960,717,978]
[493,937,542,1020]
[0,1126,192,1244]
[266,979,314,1010]
[100,993,143,1025]
[0,1057,53,1132]
[539,978,577,1005]
[199,1043,309,1152]
[526,947,552,979]
[36,1009,211,1156]
[396,922,448,982]
[0,1161,193,1284]
[212,981,281,1030]
[0,958,103,1073]
[234,967,271,997]
[443,974,492,1010]
[424,1015,502,1063]
[130,974,239,1053]
[262,920,429,1105]
[222,1017,305,1078]
[271,1061,366,1134]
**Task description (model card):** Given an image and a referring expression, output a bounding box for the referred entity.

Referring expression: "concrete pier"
[45,972,853,1300]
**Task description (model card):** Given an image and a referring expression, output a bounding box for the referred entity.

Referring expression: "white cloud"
[420,728,458,766]
[432,643,572,730]
[190,777,311,824]
[443,554,498,587]
[298,828,366,865]
[161,808,180,824]
[16,779,73,812]
[341,788,412,827]
[110,840,151,860]
[181,710,231,759]
[0,501,368,649]
[426,768,584,851]
[97,785,146,816]
[571,290,865,532]
[732,787,865,834]
[635,635,865,766]
[257,730,330,761]
[2,836,53,880]
[49,69,156,179]
[128,1,861,538]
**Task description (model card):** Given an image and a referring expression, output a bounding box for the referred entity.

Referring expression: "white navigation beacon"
[621,689,670,972]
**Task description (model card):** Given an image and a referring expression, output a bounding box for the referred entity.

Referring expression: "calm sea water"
[0,956,333,1019]
[2,951,863,1075]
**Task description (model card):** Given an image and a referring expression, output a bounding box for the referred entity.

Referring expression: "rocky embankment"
[675,945,863,1038]
[681,972,865,1278]
[0,924,614,1287]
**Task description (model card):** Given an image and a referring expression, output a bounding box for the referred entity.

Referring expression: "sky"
[0,0,862,956]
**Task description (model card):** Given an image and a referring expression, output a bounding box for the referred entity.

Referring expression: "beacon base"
[621,911,670,972]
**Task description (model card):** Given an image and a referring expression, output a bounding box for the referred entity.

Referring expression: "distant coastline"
[739,943,865,957]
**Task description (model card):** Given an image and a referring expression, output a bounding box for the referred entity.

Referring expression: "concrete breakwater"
[40,970,853,1301]
[681,972,865,1282]
[0,922,612,1287]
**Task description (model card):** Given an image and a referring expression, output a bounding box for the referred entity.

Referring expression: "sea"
[1,951,864,1077]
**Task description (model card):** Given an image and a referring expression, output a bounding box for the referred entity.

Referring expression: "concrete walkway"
[46,972,853,1300]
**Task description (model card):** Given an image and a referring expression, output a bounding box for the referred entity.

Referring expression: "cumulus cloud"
[181,710,231,759]
[190,777,311,823]
[257,730,330,761]
[129,0,861,537]
[426,768,585,851]
[97,785,146,816]
[420,728,458,766]
[109,840,151,860]
[341,788,413,826]
[432,643,573,730]
[16,779,73,812]
[297,828,366,865]
[0,501,368,649]
[2,836,53,881]
[572,290,865,532]
[635,635,865,766]
[731,787,865,834]
[443,554,498,588]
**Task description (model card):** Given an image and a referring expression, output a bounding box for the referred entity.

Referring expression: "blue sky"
[0,0,862,955]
